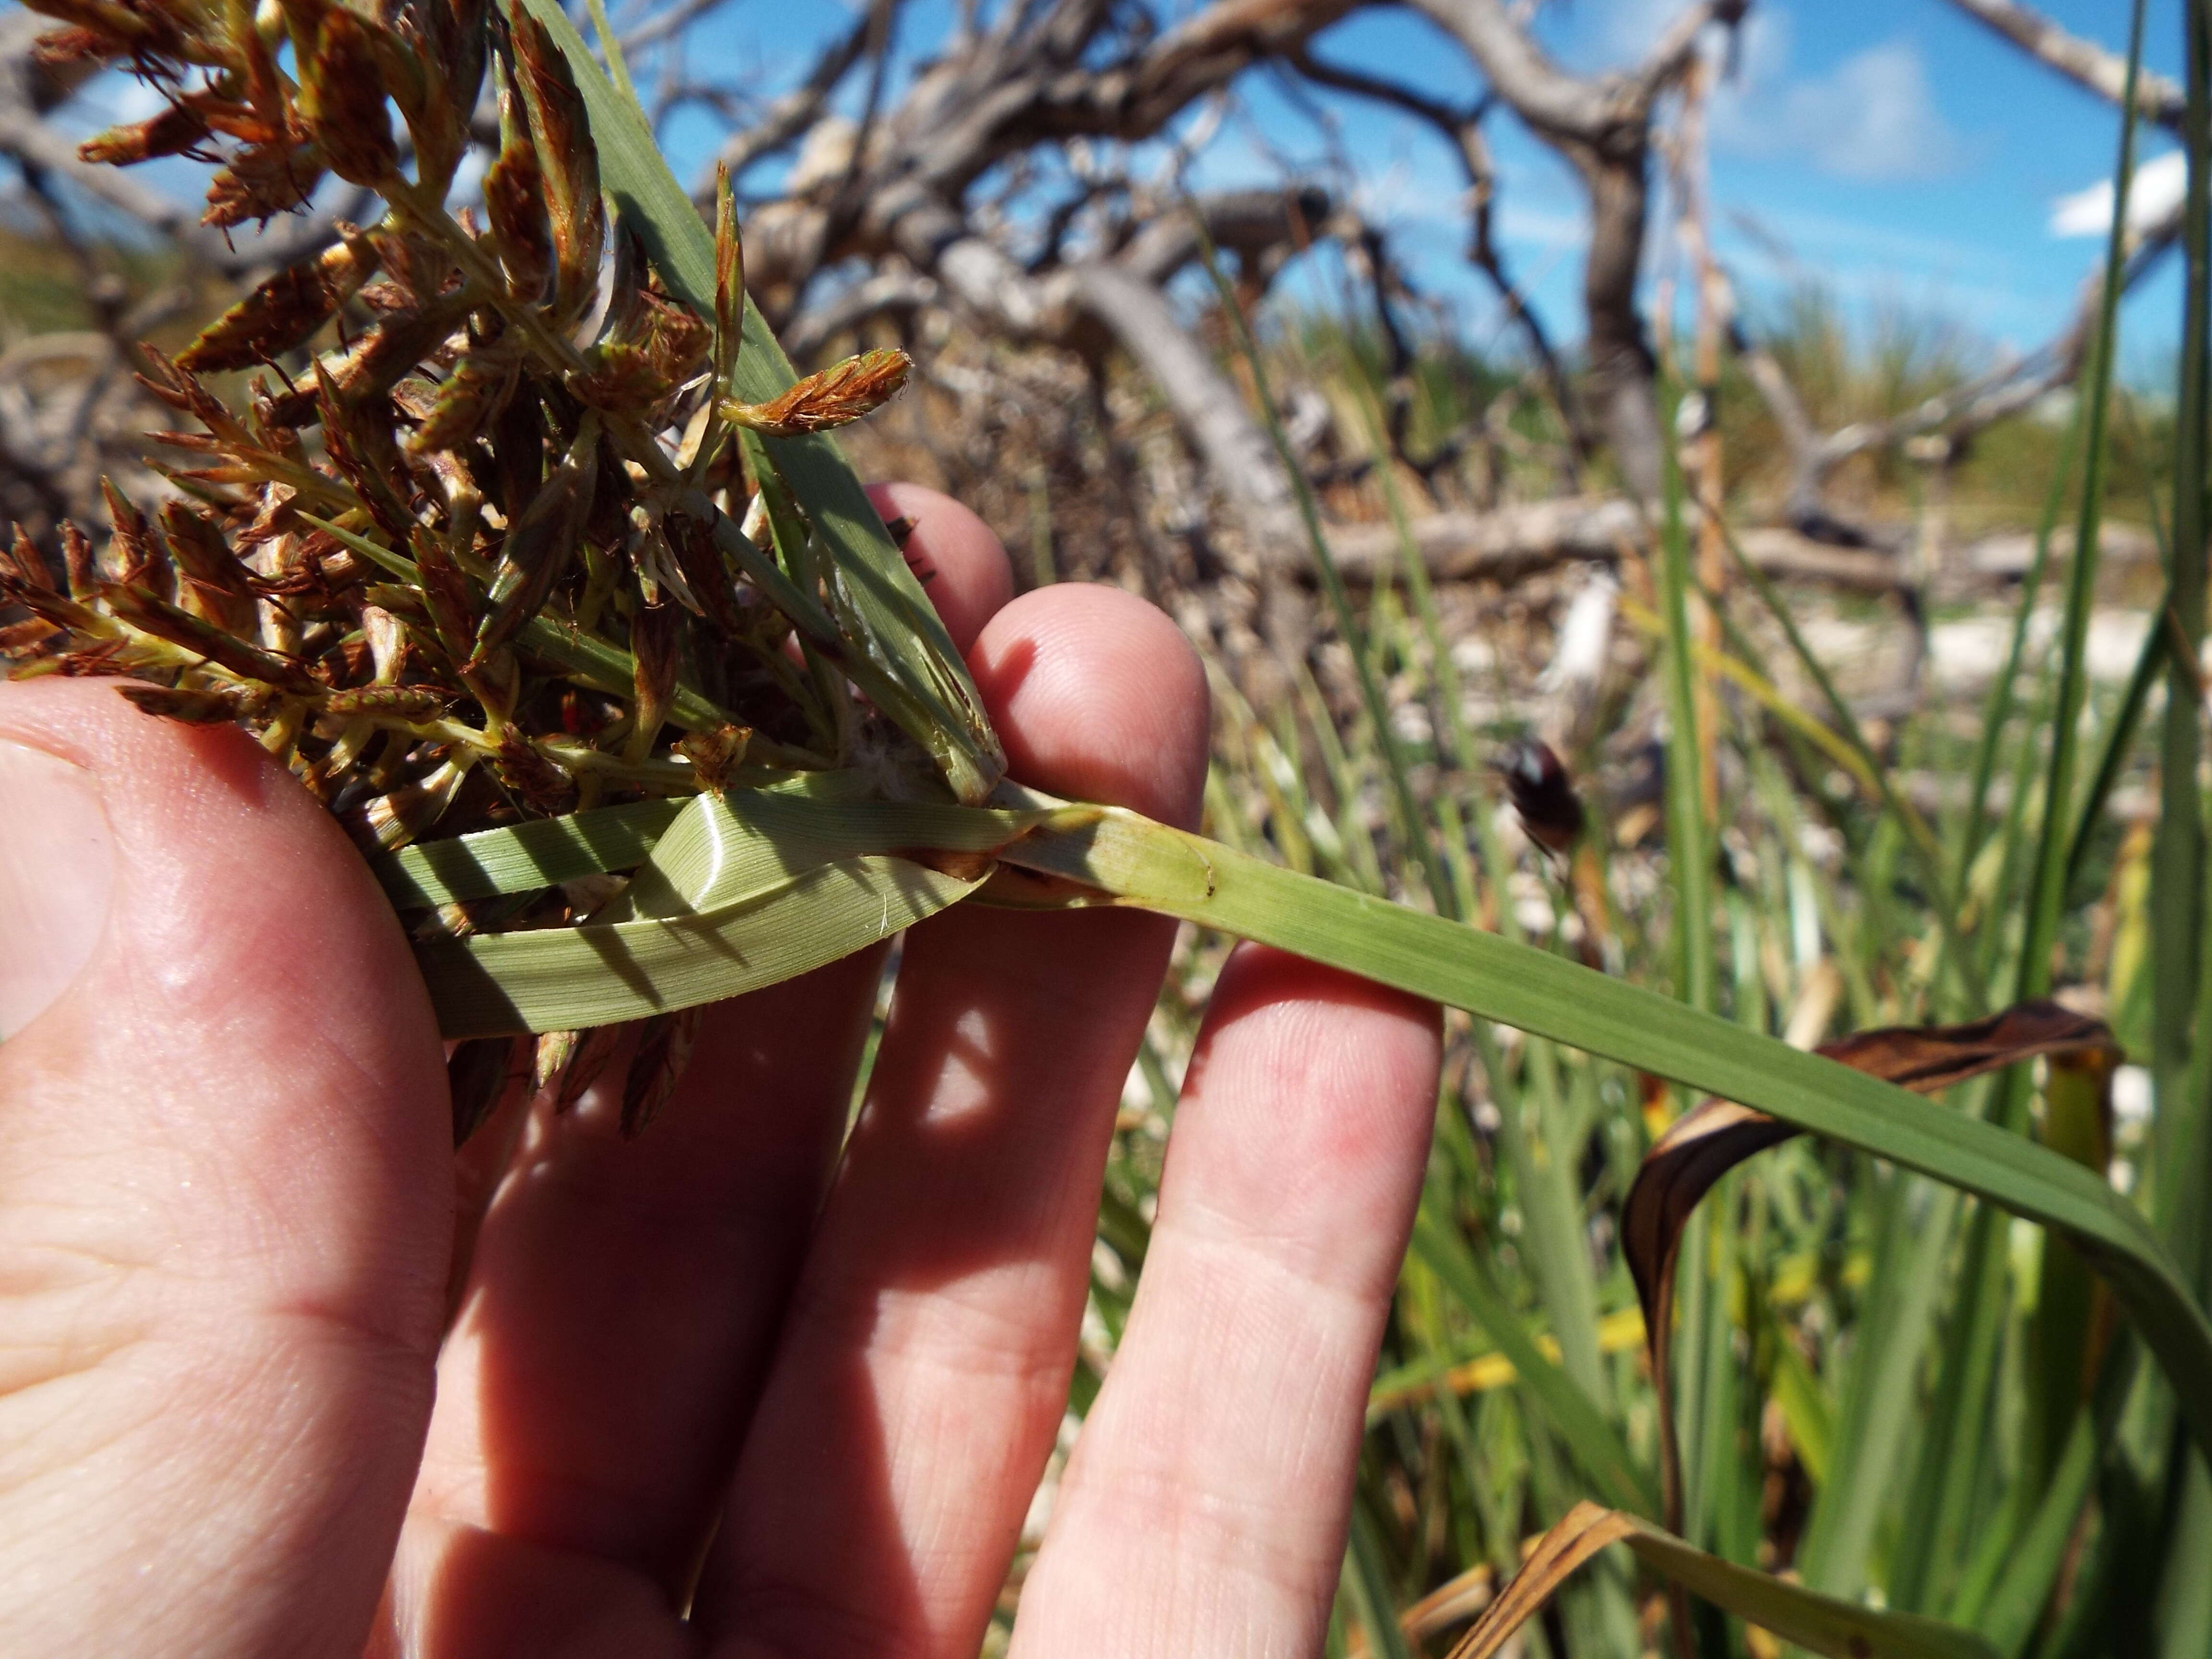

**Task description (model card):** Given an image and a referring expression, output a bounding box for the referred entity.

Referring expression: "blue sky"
[657,0,2186,372]
[46,0,2184,372]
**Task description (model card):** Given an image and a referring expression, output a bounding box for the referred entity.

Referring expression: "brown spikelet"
[21,0,183,55]
[80,100,210,166]
[60,520,97,601]
[625,597,680,763]
[118,682,280,725]
[492,729,575,812]
[32,25,126,65]
[100,479,166,592]
[664,510,742,637]
[547,1022,626,1113]
[7,525,55,593]
[203,141,326,229]
[177,231,382,373]
[158,501,258,634]
[483,60,553,301]
[0,617,61,660]
[720,348,911,437]
[298,8,400,185]
[408,528,480,664]
[448,1035,523,1145]
[314,363,419,543]
[357,755,472,852]
[674,723,751,789]
[321,684,448,719]
[470,419,598,664]
[621,1008,699,1137]
[105,583,319,692]
[134,346,242,439]
[361,604,409,682]
[408,340,523,455]
[505,8,602,317]
[713,163,743,382]
[568,342,672,417]
[636,289,712,387]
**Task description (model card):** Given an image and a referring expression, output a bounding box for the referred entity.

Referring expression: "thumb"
[0,678,452,1659]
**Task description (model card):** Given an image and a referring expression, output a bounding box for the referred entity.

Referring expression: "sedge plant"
[3,0,2212,1652]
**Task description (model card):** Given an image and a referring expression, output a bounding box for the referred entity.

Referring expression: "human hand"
[0,483,1442,1659]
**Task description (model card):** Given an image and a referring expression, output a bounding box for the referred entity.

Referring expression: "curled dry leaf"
[1622,998,2122,1542]
[1443,1501,1997,1659]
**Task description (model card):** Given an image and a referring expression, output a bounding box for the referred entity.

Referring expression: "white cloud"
[2050,149,2187,238]
[1712,15,1961,183]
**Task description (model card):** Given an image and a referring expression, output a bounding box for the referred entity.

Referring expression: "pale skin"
[0,483,1443,1659]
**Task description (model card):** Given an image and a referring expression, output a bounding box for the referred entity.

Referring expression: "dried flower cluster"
[0,0,914,1134]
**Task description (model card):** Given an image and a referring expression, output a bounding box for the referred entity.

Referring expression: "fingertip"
[968,584,1210,829]
[1174,942,1441,1244]
[1204,942,1443,1046]
[866,481,1014,653]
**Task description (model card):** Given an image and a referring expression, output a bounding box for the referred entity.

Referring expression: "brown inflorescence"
[0,0,921,1140]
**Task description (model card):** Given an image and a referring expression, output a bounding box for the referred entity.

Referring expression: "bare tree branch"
[1405,0,1745,496]
[1943,0,2185,128]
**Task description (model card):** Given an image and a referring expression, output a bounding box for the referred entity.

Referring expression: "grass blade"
[1657,377,1715,1014]
[1410,1207,1657,1518]
[2016,0,2145,1010]
[992,801,2212,1464]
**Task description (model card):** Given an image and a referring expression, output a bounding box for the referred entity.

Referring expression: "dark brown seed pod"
[1495,737,1585,856]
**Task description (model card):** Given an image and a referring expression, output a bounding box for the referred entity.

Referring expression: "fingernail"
[0,738,115,1041]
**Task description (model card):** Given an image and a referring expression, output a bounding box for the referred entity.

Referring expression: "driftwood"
[1295,500,1909,594]
[0,0,2178,642]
